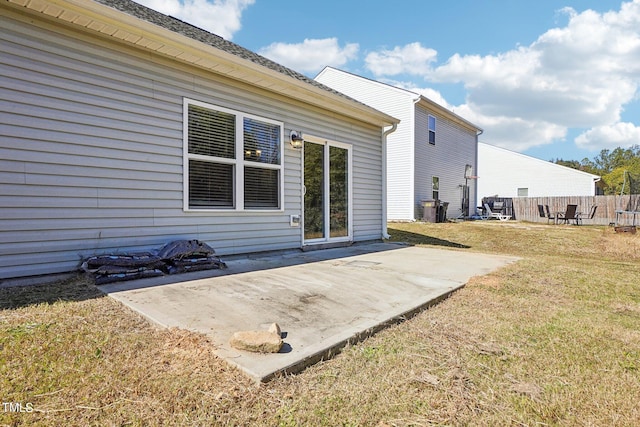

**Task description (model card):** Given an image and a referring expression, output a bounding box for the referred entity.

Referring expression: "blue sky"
[139,0,640,163]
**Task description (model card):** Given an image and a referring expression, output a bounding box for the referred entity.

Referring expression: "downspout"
[382,122,398,239]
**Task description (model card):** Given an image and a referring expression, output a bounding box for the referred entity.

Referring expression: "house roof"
[5,0,398,127]
[479,142,601,180]
[317,66,481,134]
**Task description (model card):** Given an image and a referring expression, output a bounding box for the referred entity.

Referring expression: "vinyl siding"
[414,105,478,219]
[0,13,384,279]
[315,68,415,220]
[477,143,599,198]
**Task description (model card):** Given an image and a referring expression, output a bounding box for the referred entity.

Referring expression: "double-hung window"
[428,115,436,145]
[184,98,283,211]
[432,176,439,200]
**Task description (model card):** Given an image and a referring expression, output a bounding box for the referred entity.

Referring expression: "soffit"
[5,0,399,128]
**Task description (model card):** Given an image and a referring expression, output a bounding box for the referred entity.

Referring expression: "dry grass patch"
[2,221,640,426]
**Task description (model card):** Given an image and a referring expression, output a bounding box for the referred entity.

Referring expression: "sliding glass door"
[303,139,352,243]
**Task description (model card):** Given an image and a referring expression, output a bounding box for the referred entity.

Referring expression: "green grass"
[1,221,639,426]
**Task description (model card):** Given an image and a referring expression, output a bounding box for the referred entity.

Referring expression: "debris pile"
[82,240,226,284]
[156,240,225,274]
[82,252,165,285]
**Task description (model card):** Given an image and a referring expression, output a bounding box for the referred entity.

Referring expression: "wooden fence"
[511,195,640,225]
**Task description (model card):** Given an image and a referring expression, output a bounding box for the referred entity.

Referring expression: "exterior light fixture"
[289,130,304,149]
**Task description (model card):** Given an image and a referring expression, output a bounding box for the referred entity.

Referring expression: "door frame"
[301,134,353,246]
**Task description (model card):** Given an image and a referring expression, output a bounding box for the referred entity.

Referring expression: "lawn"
[1,221,639,426]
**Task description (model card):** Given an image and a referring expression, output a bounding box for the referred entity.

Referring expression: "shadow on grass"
[0,274,104,310]
[387,227,471,249]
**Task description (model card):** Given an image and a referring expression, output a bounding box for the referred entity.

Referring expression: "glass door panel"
[304,141,325,240]
[329,146,349,238]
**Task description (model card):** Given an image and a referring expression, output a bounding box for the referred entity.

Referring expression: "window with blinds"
[184,99,283,211]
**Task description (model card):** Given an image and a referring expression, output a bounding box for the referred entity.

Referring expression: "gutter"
[6,0,396,128]
[381,122,399,239]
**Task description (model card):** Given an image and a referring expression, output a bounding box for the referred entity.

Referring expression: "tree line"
[554,145,640,195]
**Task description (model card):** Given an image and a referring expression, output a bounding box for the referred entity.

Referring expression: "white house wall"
[477,143,598,198]
[315,69,416,220]
[414,105,478,219]
[0,12,384,279]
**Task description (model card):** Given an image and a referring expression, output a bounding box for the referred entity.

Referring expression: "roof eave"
[415,96,482,134]
[7,0,398,127]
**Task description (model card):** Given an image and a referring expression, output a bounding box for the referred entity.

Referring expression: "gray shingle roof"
[94,0,358,101]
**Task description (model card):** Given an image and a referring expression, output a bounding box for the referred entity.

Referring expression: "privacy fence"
[510,195,640,226]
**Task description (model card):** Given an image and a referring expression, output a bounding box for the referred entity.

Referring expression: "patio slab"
[99,242,518,382]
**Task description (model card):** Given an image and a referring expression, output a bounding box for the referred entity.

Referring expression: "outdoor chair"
[483,203,511,221]
[576,205,597,225]
[472,207,489,220]
[557,204,578,225]
[544,205,557,224]
[538,204,546,219]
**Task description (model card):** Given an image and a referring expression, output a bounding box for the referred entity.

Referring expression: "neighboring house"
[0,0,399,280]
[315,67,483,221]
[477,143,601,199]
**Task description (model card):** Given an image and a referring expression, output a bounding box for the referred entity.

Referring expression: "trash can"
[421,200,438,223]
[437,201,449,223]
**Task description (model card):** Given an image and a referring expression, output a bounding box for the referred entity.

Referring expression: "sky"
[137,0,640,163]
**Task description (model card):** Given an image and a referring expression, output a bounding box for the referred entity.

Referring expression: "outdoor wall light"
[289,130,304,149]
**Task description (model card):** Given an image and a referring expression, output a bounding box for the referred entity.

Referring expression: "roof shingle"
[94,0,358,101]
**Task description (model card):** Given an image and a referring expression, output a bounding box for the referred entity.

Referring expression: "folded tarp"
[83,240,226,284]
[82,252,165,285]
[157,239,226,274]
[156,239,216,260]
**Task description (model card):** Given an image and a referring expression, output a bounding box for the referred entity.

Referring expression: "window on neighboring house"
[517,188,529,197]
[184,99,283,211]
[432,176,439,200]
[428,115,436,145]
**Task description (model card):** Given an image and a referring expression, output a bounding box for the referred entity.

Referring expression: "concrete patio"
[99,242,518,382]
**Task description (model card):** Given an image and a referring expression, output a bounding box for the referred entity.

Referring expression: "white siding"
[0,14,385,279]
[315,68,415,221]
[316,68,481,221]
[477,143,599,198]
[414,105,478,219]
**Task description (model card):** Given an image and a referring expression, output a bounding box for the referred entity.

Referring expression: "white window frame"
[432,175,440,200]
[183,98,284,212]
[302,134,353,245]
[428,114,436,145]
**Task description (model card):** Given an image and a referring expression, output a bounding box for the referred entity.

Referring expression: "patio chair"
[538,205,546,219]
[471,207,489,220]
[483,203,512,221]
[576,205,597,225]
[545,205,557,224]
[557,204,578,225]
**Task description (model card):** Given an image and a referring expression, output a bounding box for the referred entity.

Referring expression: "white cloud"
[365,1,640,153]
[575,122,640,150]
[258,38,359,74]
[365,42,437,76]
[136,0,255,40]
[454,104,567,152]
[379,80,453,109]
